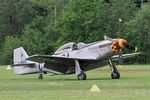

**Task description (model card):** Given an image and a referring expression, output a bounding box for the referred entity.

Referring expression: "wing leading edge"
[111,52,141,60]
[26,55,75,64]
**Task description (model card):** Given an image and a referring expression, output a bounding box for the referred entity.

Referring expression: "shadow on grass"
[5,74,139,82]
[42,77,112,82]
[86,78,111,81]
[6,77,112,82]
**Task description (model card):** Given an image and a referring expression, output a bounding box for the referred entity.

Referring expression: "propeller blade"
[135,47,138,52]
[118,49,123,65]
[125,43,137,52]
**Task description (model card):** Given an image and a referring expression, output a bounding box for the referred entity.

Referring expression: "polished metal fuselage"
[44,40,114,74]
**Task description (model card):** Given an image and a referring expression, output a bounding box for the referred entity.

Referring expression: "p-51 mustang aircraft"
[11,36,140,80]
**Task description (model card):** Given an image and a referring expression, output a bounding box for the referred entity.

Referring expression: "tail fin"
[14,47,29,64]
[13,47,40,75]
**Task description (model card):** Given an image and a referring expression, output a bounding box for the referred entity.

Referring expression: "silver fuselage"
[43,40,114,74]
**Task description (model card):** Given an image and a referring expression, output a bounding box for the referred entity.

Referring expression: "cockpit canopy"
[54,42,86,55]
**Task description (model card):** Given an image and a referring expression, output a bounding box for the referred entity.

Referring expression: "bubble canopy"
[54,42,86,55]
[54,42,76,55]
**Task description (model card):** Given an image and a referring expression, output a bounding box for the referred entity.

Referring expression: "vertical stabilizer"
[14,47,29,64]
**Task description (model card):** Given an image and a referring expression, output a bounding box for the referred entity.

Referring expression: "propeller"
[104,35,138,65]
[112,39,137,65]
[118,49,123,65]
[125,43,138,52]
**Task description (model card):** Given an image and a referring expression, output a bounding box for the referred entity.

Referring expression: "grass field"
[0,65,150,100]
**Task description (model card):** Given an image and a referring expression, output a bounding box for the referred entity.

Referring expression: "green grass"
[0,65,150,100]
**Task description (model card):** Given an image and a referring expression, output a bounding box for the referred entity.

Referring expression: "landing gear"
[75,60,87,80]
[111,70,120,79]
[38,63,45,80]
[77,72,87,80]
[38,74,43,79]
[109,59,120,79]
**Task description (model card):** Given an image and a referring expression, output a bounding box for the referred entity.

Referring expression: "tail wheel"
[111,70,120,79]
[38,74,43,79]
[77,72,87,80]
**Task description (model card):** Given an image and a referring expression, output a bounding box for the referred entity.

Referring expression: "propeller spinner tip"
[135,47,138,52]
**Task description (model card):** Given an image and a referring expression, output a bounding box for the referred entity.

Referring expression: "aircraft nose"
[111,38,137,53]
[111,39,127,53]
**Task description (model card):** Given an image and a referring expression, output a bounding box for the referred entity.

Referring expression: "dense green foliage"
[0,0,149,64]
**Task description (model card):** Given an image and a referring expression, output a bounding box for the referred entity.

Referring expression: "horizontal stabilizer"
[11,63,36,67]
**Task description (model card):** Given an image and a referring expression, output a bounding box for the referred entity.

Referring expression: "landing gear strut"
[37,63,44,80]
[109,59,120,79]
[75,60,87,80]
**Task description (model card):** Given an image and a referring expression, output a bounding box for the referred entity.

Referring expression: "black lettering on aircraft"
[62,54,65,57]
[21,53,23,57]
[67,53,69,57]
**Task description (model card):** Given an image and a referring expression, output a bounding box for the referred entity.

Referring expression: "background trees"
[0,0,149,64]
[124,4,150,63]
[0,0,35,36]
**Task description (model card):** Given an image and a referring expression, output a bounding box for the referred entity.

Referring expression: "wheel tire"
[38,74,43,79]
[111,70,120,79]
[77,72,87,80]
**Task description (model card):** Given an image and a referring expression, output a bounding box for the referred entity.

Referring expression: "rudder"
[14,47,29,64]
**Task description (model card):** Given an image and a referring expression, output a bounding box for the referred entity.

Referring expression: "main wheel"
[77,72,87,80]
[111,70,120,79]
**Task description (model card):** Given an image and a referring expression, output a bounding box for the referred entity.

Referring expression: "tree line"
[0,0,149,64]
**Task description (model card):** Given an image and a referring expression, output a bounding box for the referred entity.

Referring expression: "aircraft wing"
[26,55,75,64]
[111,52,140,60]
